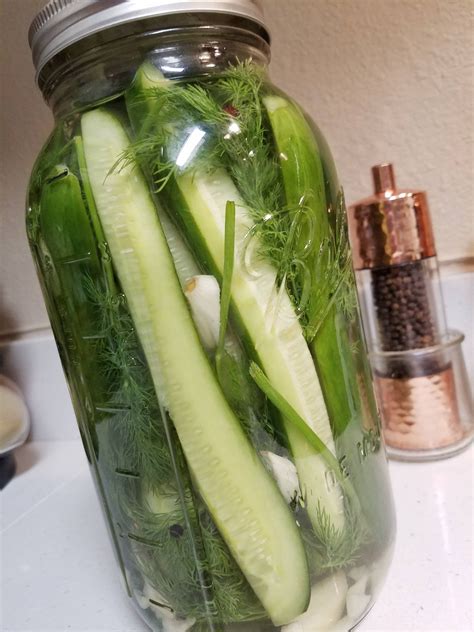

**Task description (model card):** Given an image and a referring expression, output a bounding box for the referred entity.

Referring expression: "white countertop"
[1,269,472,631]
[2,440,472,632]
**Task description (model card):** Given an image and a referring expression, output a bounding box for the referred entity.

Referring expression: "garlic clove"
[139,581,195,632]
[347,565,368,582]
[346,591,371,620]
[184,275,220,351]
[260,451,301,504]
[350,574,369,595]
[282,571,348,632]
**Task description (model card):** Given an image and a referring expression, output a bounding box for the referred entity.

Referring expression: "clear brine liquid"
[27,63,394,632]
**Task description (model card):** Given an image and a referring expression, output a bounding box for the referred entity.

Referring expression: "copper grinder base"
[375,365,466,455]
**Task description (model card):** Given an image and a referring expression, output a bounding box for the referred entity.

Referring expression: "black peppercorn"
[371,261,436,353]
[169,523,184,538]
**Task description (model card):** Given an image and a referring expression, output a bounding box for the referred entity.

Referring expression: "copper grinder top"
[348,164,436,270]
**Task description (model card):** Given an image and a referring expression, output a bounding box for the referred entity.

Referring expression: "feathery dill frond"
[302,500,370,574]
[305,190,356,338]
[115,61,367,596]
[121,61,354,337]
[84,275,267,624]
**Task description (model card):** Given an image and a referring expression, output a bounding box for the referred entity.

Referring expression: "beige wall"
[1,0,472,336]
[1,0,50,336]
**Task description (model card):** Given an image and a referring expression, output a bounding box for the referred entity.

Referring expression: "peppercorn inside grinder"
[348,164,473,460]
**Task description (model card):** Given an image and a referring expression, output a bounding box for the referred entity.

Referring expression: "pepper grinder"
[348,164,472,460]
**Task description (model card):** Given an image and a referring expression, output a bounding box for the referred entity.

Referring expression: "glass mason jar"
[27,2,395,630]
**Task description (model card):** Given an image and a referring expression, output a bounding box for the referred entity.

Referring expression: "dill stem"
[249,361,362,515]
[216,201,236,374]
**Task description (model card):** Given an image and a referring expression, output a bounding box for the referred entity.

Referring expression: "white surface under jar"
[1,281,472,631]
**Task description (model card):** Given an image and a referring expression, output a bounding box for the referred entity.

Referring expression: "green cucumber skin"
[37,163,133,596]
[263,96,330,251]
[39,163,119,424]
[312,312,356,435]
[81,107,310,626]
[126,64,347,534]
[265,95,396,545]
[37,143,223,624]
[163,168,346,526]
[126,64,269,358]
[264,95,354,436]
[39,169,105,412]
[40,171,98,262]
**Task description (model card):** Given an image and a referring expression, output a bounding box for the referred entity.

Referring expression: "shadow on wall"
[0,293,22,340]
[11,442,41,477]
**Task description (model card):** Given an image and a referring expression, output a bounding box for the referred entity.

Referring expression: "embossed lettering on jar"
[27,2,395,630]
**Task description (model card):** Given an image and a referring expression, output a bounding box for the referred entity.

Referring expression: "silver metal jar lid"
[29,0,268,75]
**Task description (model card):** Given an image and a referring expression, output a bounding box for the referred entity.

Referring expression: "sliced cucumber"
[158,210,201,287]
[263,94,355,437]
[39,167,104,412]
[176,169,345,526]
[38,163,132,595]
[81,108,310,625]
[263,95,331,258]
[126,63,346,532]
[264,96,396,548]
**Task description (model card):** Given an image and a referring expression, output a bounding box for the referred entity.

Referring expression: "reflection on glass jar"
[27,4,395,630]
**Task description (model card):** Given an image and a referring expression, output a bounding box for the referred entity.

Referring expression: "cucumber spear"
[263,94,355,437]
[125,62,346,534]
[81,107,310,626]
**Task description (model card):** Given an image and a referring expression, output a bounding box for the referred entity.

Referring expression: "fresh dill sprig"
[84,278,175,486]
[305,190,356,338]
[124,80,228,185]
[302,501,370,574]
[124,62,285,245]
[333,191,358,318]
[123,59,366,578]
[122,60,353,337]
[85,275,266,624]
[216,201,236,373]
[250,360,370,571]
[216,62,281,209]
